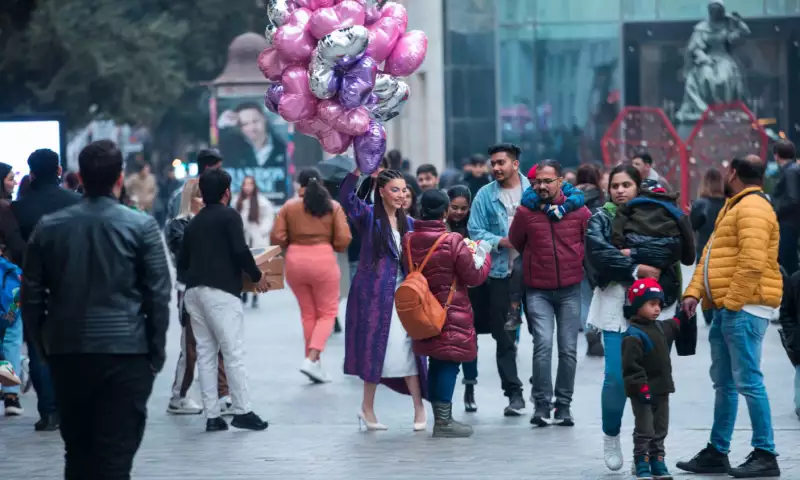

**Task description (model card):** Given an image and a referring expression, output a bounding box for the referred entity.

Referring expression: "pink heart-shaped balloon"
[365,17,402,63]
[258,48,290,82]
[309,0,366,39]
[385,30,428,77]
[296,116,353,154]
[317,100,371,136]
[274,8,316,62]
[380,2,408,32]
[294,0,335,10]
[318,129,353,154]
[278,66,318,122]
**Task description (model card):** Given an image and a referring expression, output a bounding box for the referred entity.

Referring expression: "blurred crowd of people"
[0,136,798,480]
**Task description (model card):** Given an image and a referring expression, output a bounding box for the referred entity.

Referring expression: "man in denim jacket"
[468,144,530,416]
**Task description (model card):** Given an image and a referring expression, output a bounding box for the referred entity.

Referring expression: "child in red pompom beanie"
[622,278,683,479]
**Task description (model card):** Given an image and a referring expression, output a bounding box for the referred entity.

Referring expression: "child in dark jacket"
[622,278,681,480]
[612,185,695,307]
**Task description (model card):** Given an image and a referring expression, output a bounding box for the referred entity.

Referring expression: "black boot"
[729,449,780,478]
[586,330,605,357]
[241,293,248,304]
[231,411,268,431]
[464,384,477,413]
[206,417,228,432]
[676,444,730,474]
[333,317,342,333]
[251,294,258,309]
[34,413,60,432]
[432,402,473,438]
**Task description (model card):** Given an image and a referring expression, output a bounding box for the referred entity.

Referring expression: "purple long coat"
[339,173,428,396]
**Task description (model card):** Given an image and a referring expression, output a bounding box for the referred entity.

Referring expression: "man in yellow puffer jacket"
[676,155,782,478]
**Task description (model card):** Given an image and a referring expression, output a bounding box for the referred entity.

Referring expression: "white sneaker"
[300,358,331,384]
[0,361,21,388]
[218,396,234,416]
[603,434,624,471]
[167,396,203,415]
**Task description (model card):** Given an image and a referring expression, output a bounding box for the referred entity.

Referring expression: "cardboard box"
[242,246,285,292]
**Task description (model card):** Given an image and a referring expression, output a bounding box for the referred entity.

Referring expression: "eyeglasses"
[531,177,561,187]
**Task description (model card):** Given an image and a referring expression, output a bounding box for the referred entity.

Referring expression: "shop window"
[765,0,800,15]
[658,0,764,20]
[499,22,620,168]
[536,0,621,23]
[496,0,536,24]
[621,0,657,21]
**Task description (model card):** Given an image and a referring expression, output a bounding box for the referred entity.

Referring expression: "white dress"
[380,229,419,378]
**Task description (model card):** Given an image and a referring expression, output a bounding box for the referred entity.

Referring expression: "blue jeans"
[428,358,461,403]
[0,321,6,361]
[709,308,776,455]
[795,366,800,411]
[579,278,593,329]
[527,284,582,407]
[601,331,626,437]
[27,344,58,415]
[1,316,22,395]
[462,345,478,385]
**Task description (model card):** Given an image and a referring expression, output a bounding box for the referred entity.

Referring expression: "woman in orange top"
[271,168,352,383]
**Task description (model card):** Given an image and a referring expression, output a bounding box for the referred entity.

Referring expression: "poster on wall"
[215,96,291,204]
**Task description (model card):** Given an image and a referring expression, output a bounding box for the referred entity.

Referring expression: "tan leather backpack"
[394,233,456,340]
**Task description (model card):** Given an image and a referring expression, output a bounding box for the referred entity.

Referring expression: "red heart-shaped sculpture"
[317,100,371,136]
[309,0,366,39]
[278,66,318,122]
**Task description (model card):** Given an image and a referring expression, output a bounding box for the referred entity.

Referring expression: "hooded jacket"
[402,220,491,362]
[685,186,782,312]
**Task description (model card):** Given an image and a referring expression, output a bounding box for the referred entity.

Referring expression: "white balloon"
[308,50,340,100]
[267,0,294,27]
[317,25,369,67]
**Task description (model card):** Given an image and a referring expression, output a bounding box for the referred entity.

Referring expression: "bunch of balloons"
[258,0,427,174]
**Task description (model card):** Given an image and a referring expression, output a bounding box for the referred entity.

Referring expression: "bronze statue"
[676,0,750,123]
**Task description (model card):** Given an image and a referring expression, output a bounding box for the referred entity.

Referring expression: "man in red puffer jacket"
[509,159,591,428]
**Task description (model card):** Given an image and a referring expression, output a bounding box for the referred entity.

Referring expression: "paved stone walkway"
[2,280,799,479]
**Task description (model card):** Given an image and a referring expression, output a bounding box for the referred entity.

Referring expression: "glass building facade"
[443,0,800,171]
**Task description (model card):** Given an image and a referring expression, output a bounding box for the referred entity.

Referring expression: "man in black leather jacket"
[772,140,800,275]
[11,148,81,431]
[21,140,171,480]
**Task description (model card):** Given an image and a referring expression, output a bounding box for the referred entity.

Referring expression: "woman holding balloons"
[259,0,430,431]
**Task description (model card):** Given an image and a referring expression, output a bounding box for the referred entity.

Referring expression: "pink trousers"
[285,244,341,355]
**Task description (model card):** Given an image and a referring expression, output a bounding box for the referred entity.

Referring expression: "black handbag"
[674,309,697,356]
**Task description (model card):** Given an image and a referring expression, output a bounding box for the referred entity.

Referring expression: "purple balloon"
[265,83,284,114]
[354,119,386,175]
[339,56,377,109]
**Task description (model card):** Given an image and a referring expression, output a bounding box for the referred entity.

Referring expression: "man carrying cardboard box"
[178,168,271,432]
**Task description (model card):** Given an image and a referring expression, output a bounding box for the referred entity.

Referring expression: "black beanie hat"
[419,189,449,221]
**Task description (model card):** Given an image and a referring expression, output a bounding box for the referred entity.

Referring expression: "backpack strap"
[406,233,458,308]
[409,233,450,272]
[624,325,654,355]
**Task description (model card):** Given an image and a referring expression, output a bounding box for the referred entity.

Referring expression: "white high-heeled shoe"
[358,411,388,431]
[413,414,427,432]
